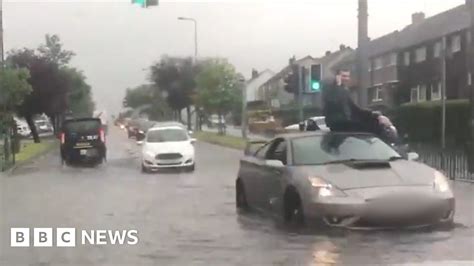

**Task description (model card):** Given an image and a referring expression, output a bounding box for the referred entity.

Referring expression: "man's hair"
[336,68,351,74]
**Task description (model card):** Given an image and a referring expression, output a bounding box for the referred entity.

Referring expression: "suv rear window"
[64,120,101,134]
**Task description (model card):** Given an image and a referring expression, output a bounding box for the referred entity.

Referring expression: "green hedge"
[391,100,469,146]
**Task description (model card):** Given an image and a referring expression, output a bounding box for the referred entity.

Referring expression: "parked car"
[285,116,329,132]
[34,119,54,135]
[60,118,107,165]
[208,114,226,128]
[141,125,196,173]
[236,131,454,228]
[16,124,31,138]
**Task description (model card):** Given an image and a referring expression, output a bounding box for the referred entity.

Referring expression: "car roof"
[148,125,185,131]
[64,117,101,123]
[153,121,186,128]
[275,131,376,140]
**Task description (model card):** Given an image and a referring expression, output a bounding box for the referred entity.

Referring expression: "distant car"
[141,125,196,173]
[285,116,329,131]
[236,132,454,228]
[126,118,147,139]
[35,119,53,133]
[16,124,31,138]
[208,114,225,128]
[135,120,160,143]
[60,118,107,165]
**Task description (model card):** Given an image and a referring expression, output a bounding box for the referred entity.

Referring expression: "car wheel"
[141,163,149,173]
[186,164,195,172]
[284,189,304,226]
[236,179,249,211]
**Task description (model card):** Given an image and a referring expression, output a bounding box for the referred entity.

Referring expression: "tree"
[62,67,95,117]
[5,34,92,142]
[123,84,172,121]
[195,58,242,134]
[0,68,32,113]
[7,48,70,142]
[149,56,199,129]
[38,34,75,66]
[123,84,154,109]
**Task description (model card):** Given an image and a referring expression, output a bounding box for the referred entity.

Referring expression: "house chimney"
[251,69,259,79]
[325,51,331,56]
[339,44,346,50]
[289,56,296,65]
[411,12,425,25]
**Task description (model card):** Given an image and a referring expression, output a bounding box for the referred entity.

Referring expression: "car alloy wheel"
[284,192,304,226]
[236,180,249,210]
[141,164,149,173]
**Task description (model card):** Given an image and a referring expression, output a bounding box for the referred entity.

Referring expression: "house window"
[415,47,426,62]
[373,87,383,102]
[468,72,472,86]
[388,53,397,66]
[433,42,442,58]
[374,57,383,70]
[451,35,461,53]
[404,52,410,66]
[410,88,418,102]
[431,82,441,101]
[418,85,427,102]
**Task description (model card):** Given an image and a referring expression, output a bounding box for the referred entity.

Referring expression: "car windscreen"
[64,120,101,134]
[291,134,400,165]
[146,128,188,143]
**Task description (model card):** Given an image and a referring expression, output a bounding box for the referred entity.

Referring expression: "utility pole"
[241,78,247,139]
[0,0,4,67]
[298,65,304,122]
[441,36,447,149]
[468,0,474,172]
[357,0,370,107]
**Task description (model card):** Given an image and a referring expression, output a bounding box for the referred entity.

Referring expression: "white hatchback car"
[141,126,196,172]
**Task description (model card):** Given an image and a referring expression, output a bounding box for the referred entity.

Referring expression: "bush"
[391,100,469,147]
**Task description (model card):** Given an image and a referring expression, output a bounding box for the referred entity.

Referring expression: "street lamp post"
[178,16,200,131]
[468,0,474,172]
[177,17,197,62]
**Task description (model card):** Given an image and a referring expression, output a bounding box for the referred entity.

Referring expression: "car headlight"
[144,151,155,158]
[433,171,450,193]
[308,177,346,197]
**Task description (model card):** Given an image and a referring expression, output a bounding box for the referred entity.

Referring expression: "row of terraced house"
[244,2,473,112]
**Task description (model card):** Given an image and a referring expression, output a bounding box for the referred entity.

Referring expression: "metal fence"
[414,145,473,182]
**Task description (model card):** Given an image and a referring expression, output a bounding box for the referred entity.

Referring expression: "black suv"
[60,118,106,165]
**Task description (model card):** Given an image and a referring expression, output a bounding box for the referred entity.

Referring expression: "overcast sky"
[3,0,465,114]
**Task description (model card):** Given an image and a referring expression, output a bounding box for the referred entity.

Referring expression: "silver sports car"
[236,132,455,229]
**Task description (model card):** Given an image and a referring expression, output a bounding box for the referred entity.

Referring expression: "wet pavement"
[1,127,473,266]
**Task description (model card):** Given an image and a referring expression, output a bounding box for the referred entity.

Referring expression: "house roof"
[369,4,470,57]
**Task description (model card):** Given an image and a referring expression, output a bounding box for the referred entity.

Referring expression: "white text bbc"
[11,228,139,247]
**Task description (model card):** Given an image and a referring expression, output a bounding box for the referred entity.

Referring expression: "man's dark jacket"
[322,83,377,130]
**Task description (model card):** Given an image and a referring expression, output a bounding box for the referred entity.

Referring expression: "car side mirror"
[407,152,419,161]
[265,159,284,168]
[190,138,197,145]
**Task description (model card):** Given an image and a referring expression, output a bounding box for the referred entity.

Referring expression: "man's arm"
[347,96,378,121]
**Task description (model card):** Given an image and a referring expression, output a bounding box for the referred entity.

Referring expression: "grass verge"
[194,131,246,150]
[15,140,57,163]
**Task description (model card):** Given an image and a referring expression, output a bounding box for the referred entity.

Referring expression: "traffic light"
[131,0,158,8]
[284,64,300,94]
[310,64,322,92]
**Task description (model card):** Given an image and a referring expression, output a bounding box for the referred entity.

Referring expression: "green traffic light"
[311,81,321,91]
[132,0,146,7]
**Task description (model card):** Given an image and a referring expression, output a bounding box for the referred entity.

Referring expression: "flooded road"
[1,127,473,265]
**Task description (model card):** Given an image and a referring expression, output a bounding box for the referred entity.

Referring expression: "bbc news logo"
[11,228,139,247]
